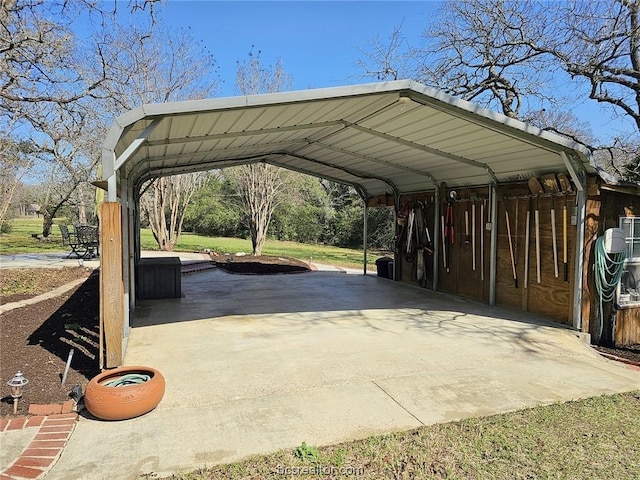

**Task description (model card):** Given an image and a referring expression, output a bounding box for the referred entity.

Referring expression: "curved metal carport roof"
[102,80,592,203]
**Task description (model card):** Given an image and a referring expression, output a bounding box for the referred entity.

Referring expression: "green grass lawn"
[0,217,70,254]
[140,229,380,269]
[157,392,640,480]
[1,218,380,269]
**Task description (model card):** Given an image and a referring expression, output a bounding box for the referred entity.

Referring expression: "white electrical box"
[603,228,626,254]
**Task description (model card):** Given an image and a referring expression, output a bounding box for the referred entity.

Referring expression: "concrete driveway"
[48,269,640,479]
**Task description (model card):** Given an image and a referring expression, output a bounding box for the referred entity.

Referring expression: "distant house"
[26,204,41,216]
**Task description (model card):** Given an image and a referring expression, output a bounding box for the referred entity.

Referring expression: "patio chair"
[75,225,99,259]
[59,224,83,258]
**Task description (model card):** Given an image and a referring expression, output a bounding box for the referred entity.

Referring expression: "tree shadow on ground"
[27,271,101,380]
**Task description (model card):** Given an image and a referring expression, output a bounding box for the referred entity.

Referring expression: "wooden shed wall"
[615,308,640,345]
[495,188,575,324]
[396,183,577,325]
[581,180,640,346]
[394,176,640,345]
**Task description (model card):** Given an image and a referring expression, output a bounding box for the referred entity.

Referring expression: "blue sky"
[158,1,435,95]
[138,1,633,143]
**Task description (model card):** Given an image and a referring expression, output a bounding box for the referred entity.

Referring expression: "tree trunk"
[250,212,268,256]
[42,210,54,237]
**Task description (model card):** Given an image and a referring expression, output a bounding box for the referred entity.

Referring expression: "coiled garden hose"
[594,235,626,341]
[103,373,151,387]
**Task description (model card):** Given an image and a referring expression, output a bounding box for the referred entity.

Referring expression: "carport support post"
[100,202,124,368]
[433,187,440,291]
[572,179,587,330]
[560,151,587,330]
[363,203,368,275]
[489,184,498,306]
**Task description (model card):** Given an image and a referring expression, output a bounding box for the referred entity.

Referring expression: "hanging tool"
[505,199,518,288]
[441,213,447,272]
[535,199,541,283]
[557,173,572,283]
[406,208,415,262]
[480,200,485,281]
[563,194,568,282]
[543,174,560,278]
[528,177,544,284]
[546,194,557,281]
[465,208,470,244]
[394,201,410,254]
[551,196,559,278]
[419,203,433,287]
[524,197,531,289]
[541,173,559,194]
[471,200,476,270]
[514,196,519,275]
[440,182,448,273]
[415,202,426,282]
[444,191,456,273]
[557,173,573,194]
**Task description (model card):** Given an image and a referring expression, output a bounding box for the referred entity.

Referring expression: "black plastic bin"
[375,256,394,279]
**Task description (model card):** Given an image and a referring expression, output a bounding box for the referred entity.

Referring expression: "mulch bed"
[1,269,100,417]
[210,254,313,274]
[593,344,640,364]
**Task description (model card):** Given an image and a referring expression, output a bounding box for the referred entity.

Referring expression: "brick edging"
[0,413,77,479]
[596,350,640,370]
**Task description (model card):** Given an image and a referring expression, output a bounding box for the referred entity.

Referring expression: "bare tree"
[140,173,205,251]
[25,104,101,236]
[1,0,160,233]
[359,0,640,182]
[355,24,410,82]
[96,23,219,112]
[0,134,34,226]
[0,0,159,120]
[229,49,293,255]
[538,1,640,133]
[411,0,558,119]
[96,24,219,250]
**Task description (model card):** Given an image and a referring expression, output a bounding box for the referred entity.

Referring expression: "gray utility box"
[136,257,182,300]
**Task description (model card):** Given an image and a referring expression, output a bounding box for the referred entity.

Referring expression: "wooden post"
[100,202,124,368]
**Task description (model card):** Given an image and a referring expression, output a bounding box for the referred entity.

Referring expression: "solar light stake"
[6,371,28,414]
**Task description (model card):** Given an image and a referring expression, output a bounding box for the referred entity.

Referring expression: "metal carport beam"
[342,121,499,184]
[113,118,161,173]
[127,140,309,180]
[276,152,400,199]
[267,156,369,200]
[314,142,439,188]
[134,155,275,190]
[143,120,346,147]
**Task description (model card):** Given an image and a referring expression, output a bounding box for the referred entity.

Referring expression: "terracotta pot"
[84,366,165,421]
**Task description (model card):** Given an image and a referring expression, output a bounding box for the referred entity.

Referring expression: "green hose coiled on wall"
[594,235,626,341]
[103,373,151,387]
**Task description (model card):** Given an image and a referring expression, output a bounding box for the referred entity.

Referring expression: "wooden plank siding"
[396,183,577,325]
[100,202,124,368]
[581,180,640,346]
[616,308,640,346]
[495,187,575,324]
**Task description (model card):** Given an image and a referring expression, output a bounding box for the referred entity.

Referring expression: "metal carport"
[100,80,593,367]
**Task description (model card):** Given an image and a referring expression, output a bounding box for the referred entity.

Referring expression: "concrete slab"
[47,269,640,480]
[0,428,37,469]
[0,252,101,270]
[0,250,208,270]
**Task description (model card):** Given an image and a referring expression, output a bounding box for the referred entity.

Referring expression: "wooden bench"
[59,224,99,259]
